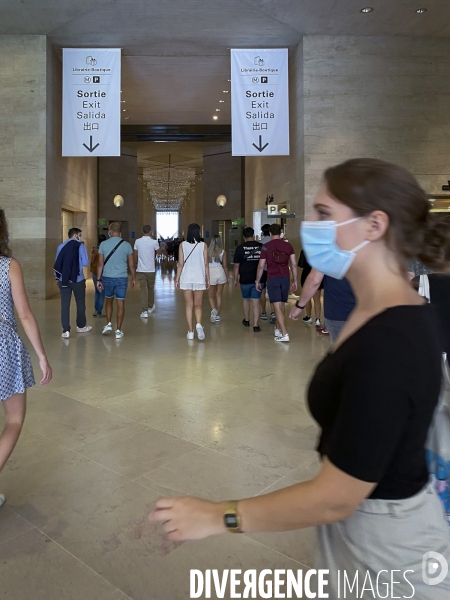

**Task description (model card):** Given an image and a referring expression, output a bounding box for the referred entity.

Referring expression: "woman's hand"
[176,280,180,289]
[205,278,210,290]
[289,305,302,321]
[39,357,52,385]
[148,496,226,541]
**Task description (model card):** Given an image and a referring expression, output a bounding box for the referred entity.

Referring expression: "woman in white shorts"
[207,235,228,323]
[175,223,209,340]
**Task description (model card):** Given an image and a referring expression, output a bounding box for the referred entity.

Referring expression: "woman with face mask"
[149,159,450,598]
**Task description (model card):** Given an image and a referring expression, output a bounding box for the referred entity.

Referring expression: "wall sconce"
[113,195,124,209]
[216,194,227,209]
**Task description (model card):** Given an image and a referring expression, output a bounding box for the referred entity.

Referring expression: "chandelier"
[143,160,195,211]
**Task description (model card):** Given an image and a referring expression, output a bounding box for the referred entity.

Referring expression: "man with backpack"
[96,222,136,339]
[256,223,297,342]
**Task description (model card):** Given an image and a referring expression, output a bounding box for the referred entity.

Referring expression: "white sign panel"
[62,48,121,157]
[231,49,289,156]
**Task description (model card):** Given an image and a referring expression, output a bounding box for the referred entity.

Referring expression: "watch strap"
[295,300,305,310]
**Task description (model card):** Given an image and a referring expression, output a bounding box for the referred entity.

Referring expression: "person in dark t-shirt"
[233,227,263,332]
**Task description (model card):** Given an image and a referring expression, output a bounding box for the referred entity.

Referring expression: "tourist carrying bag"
[103,239,125,268]
[426,353,450,526]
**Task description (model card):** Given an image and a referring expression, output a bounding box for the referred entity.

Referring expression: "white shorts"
[209,265,227,286]
[180,282,207,291]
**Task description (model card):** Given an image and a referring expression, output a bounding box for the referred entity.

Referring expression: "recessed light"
[122,109,127,112]
[216,109,221,112]
[121,100,126,103]
[213,116,218,120]
[223,90,229,93]
[360,7,374,13]
[124,117,130,120]
[416,8,427,13]
[219,100,225,103]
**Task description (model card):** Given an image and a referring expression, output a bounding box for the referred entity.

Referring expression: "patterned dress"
[0,257,35,401]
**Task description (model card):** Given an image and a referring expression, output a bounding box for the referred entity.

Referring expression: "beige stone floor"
[0,263,330,600]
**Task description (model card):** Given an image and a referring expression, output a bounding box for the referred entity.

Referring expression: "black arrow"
[252,135,269,153]
[83,136,100,153]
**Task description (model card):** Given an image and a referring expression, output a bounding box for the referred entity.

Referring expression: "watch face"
[224,513,238,528]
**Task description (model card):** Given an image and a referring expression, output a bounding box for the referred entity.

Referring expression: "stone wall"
[46,43,97,297]
[244,42,304,253]
[303,36,450,213]
[98,147,138,242]
[0,36,47,298]
[202,144,243,238]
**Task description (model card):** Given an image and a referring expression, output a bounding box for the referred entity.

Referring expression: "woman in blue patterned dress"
[0,209,52,508]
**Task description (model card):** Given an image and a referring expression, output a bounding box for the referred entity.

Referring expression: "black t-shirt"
[233,241,262,285]
[308,305,441,500]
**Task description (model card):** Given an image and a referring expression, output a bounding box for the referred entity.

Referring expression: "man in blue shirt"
[96,222,135,339]
[289,269,356,342]
[54,228,91,339]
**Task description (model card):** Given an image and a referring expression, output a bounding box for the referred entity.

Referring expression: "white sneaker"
[288,293,299,299]
[274,333,290,342]
[274,328,282,337]
[140,311,149,318]
[215,315,221,322]
[315,319,321,328]
[196,323,205,340]
[210,308,218,323]
[61,331,70,339]
[115,330,124,339]
[0,493,5,508]
[186,331,194,340]
[77,325,92,333]
[102,322,113,335]
[148,305,156,314]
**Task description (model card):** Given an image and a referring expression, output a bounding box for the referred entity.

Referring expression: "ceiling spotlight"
[122,109,128,112]
[213,116,218,120]
[124,117,130,120]
[216,109,221,112]
[360,7,374,13]
[416,8,427,13]
[219,100,225,103]
[223,90,229,93]
[121,100,126,103]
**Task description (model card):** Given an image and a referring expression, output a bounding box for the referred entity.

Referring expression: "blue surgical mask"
[300,218,370,280]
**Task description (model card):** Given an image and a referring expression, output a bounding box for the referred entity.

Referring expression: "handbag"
[426,353,450,526]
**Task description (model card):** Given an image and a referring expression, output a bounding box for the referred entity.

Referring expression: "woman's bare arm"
[9,259,52,385]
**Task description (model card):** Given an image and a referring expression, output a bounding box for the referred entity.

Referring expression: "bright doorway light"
[156,211,179,239]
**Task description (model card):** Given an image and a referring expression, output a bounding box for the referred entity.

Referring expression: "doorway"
[156,211,179,239]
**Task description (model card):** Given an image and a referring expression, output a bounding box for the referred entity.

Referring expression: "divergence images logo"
[422,551,449,586]
[86,56,97,66]
[254,56,265,66]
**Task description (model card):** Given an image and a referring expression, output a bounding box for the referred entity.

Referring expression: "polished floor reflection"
[0,264,330,600]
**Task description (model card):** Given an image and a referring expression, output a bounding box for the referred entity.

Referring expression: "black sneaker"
[302,316,313,324]
[260,312,268,320]
[269,313,276,324]
[242,319,250,327]
[253,326,261,333]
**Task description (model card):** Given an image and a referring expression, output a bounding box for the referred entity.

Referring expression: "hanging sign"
[62,48,121,157]
[231,49,289,157]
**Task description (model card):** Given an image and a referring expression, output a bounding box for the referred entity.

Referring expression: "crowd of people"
[1,157,450,597]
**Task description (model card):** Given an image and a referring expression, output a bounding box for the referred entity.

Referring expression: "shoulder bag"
[426,353,450,526]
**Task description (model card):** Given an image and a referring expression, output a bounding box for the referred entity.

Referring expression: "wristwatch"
[223,501,242,533]
[295,300,305,310]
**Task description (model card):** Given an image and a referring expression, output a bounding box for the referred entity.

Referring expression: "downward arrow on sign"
[83,136,100,153]
[252,135,269,153]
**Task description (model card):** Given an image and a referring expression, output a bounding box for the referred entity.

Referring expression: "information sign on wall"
[62,48,121,157]
[231,49,289,156]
